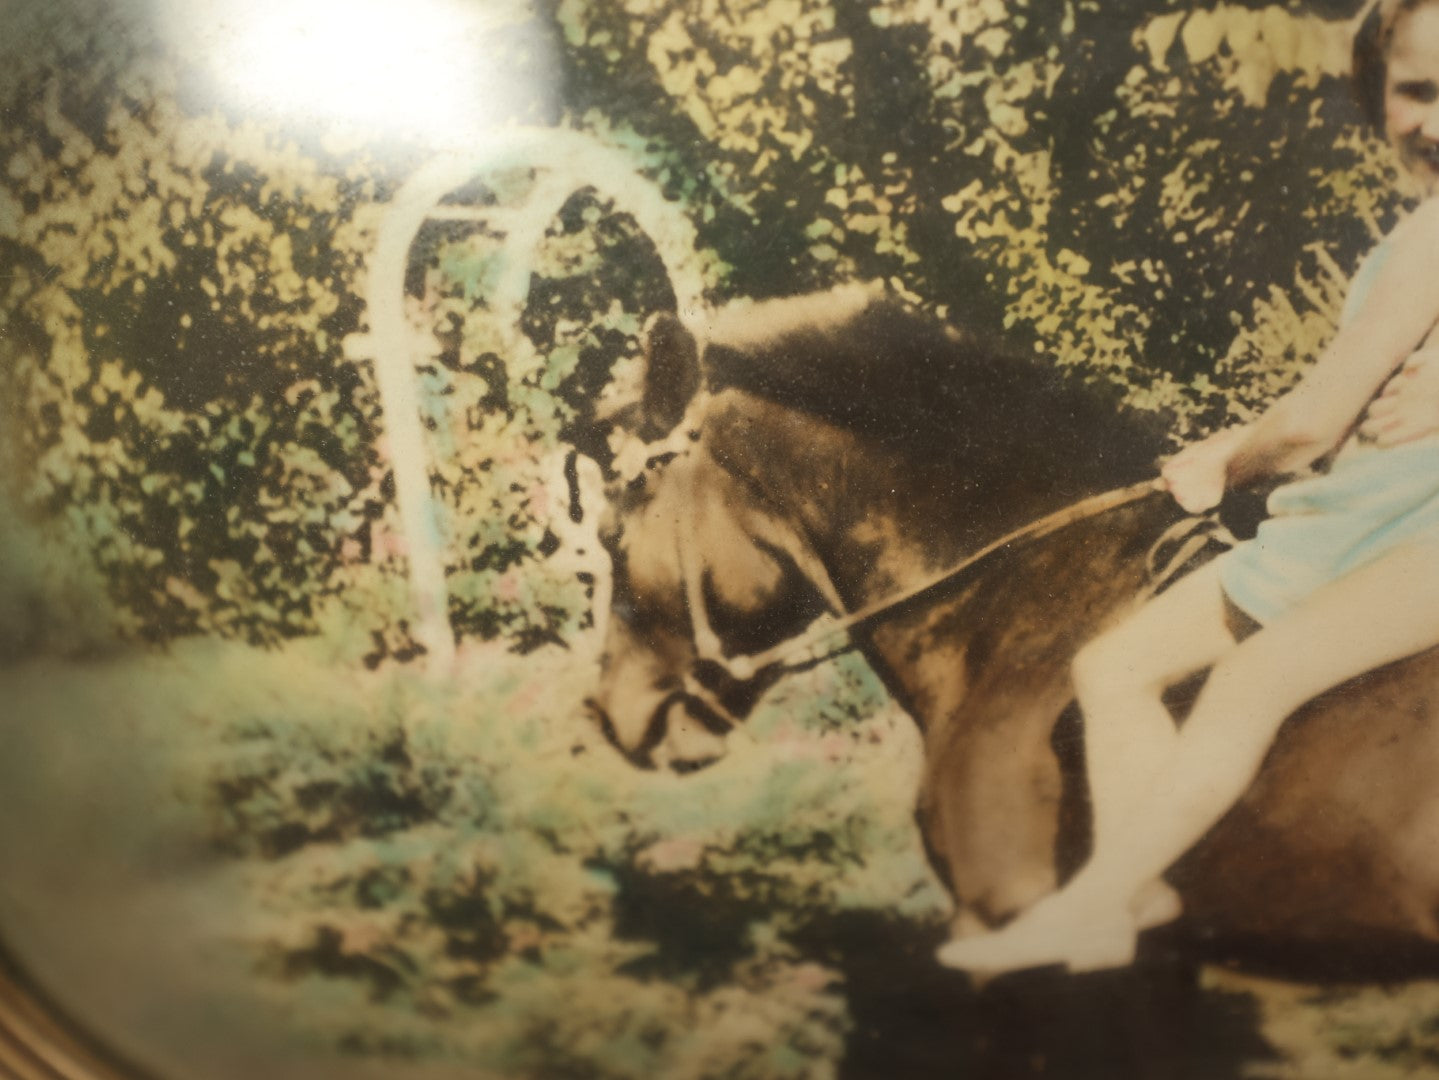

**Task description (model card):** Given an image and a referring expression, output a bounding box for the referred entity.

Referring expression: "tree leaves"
[0,0,1408,651]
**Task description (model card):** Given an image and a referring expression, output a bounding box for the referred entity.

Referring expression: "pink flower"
[640,837,706,873]
[785,963,836,992]
[375,526,407,558]
[495,570,521,603]
[526,481,551,518]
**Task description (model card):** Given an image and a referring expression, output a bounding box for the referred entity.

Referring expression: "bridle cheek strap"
[676,455,849,684]
[676,461,725,669]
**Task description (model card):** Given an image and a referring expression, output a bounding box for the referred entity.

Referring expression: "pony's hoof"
[935,919,1136,977]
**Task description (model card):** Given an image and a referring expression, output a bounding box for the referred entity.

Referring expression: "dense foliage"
[0,0,1409,654]
[188,644,905,1076]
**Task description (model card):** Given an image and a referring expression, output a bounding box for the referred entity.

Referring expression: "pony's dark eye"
[1394,79,1439,103]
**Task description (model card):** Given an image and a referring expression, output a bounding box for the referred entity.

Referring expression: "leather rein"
[676,464,1182,685]
[613,393,1222,715]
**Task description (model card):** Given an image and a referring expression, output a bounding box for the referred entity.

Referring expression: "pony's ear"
[640,312,701,439]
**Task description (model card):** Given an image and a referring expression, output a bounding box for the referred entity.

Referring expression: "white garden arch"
[344,128,707,668]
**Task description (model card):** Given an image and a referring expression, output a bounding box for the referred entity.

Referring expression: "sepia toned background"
[1,0,1433,1077]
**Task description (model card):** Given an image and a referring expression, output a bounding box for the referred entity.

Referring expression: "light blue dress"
[1218,236,1439,623]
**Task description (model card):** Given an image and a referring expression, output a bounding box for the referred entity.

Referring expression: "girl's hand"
[1161,425,1248,514]
[1359,347,1439,446]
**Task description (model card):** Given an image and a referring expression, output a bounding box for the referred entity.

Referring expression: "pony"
[588,286,1439,955]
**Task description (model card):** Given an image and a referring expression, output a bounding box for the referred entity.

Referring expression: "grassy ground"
[2,637,1438,1079]
[0,636,931,1078]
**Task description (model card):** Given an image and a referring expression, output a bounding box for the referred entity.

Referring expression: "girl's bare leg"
[940,542,1439,974]
[1081,541,1439,908]
[1071,558,1237,919]
[937,560,1236,968]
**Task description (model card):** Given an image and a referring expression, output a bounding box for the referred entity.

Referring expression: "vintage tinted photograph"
[4,0,1439,1077]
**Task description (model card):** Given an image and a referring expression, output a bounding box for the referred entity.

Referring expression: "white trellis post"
[344,127,708,672]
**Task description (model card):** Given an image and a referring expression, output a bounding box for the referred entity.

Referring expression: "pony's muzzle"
[586,687,733,773]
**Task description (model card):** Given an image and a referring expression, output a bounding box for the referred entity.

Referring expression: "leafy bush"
[175,641,930,1074]
[2,0,1410,654]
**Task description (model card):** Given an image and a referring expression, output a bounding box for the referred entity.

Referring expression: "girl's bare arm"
[1224,197,1439,489]
[1358,345,1439,445]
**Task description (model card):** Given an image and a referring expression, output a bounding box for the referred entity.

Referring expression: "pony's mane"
[699,292,1166,489]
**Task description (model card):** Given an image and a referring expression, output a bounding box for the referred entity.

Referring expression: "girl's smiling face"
[1386,1,1439,187]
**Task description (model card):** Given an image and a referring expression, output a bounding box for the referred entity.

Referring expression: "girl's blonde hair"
[1353,0,1439,128]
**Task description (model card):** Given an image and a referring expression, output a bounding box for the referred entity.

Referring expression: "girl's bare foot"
[935,892,1138,976]
[1131,878,1183,930]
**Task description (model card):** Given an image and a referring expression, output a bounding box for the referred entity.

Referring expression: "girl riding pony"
[939,0,1439,975]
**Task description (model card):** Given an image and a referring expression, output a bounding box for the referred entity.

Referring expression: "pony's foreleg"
[921,686,1073,932]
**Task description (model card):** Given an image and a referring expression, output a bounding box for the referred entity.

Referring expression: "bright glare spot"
[160,0,544,145]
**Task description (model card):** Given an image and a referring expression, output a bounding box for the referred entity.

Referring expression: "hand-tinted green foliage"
[555,0,1402,425]
[0,0,1404,652]
[1,2,395,647]
[185,646,884,1076]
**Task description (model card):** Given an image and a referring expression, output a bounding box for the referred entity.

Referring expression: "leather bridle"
[679,475,1173,685]
[615,397,1226,708]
